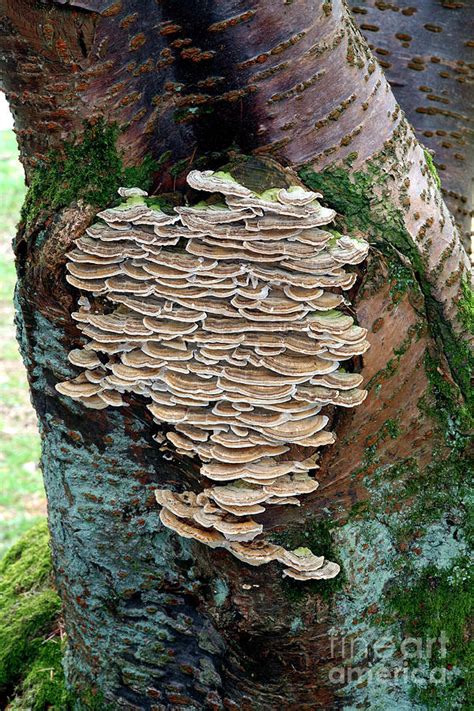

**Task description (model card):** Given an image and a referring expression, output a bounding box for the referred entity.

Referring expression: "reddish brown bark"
[350,0,474,244]
[2,0,468,326]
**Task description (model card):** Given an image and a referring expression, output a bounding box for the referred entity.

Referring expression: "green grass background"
[0,129,44,555]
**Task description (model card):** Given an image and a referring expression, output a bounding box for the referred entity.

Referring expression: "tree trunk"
[349,0,474,247]
[1,1,471,709]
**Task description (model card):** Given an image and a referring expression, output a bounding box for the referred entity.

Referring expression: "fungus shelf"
[57,170,370,581]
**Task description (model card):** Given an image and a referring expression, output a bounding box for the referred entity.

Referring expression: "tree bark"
[0,1,471,709]
[349,0,474,246]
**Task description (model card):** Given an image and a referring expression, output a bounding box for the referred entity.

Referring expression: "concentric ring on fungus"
[57,168,370,581]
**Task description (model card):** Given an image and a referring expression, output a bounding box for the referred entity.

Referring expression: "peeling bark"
[0,1,471,709]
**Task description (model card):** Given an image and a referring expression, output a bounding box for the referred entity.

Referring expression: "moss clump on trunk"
[422,148,441,189]
[457,278,474,334]
[0,521,66,709]
[387,557,473,709]
[20,119,157,228]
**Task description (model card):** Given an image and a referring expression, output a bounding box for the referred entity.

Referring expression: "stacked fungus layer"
[57,170,370,581]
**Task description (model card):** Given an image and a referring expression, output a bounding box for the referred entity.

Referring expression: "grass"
[0,129,45,555]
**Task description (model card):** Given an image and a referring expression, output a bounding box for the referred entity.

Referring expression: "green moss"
[169,157,192,179]
[429,305,473,414]
[74,689,113,710]
[387,557,473,709]
[8,639,68,711]
[271,519,345,602]
[299,162,426,289]
[0,521,63,701]
[387,258,417,305]
[398,350,473,542]
[458,278,474,335]
[0,526,108,710]
[21,119,157,228]
[359,345,472,543]
[422,352,472,451]
[423,148,441,189]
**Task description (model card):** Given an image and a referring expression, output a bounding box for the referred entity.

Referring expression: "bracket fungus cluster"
[57,169,370,581]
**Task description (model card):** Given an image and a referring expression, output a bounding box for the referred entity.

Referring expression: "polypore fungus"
[57,168,370,581]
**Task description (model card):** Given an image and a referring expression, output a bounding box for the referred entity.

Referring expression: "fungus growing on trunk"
[57,166,370,581]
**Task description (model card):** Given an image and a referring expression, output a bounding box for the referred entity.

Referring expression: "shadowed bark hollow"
[0,1,471,709]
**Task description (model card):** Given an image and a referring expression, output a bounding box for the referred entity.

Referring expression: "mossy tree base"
[0,521,66,710]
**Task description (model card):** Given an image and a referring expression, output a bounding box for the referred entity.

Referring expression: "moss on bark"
[422,149,441,190]
[21,119,157,229]
[298,156,471,709]
[328,258,471,709]
[387,557,473,709]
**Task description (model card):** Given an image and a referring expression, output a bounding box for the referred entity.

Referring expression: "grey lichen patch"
[212,578,229,607]
[39,405,227,706]
[289,616,303,633]
[56,165,371,582]
[328,520,428,709]
[31,312,77,394]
